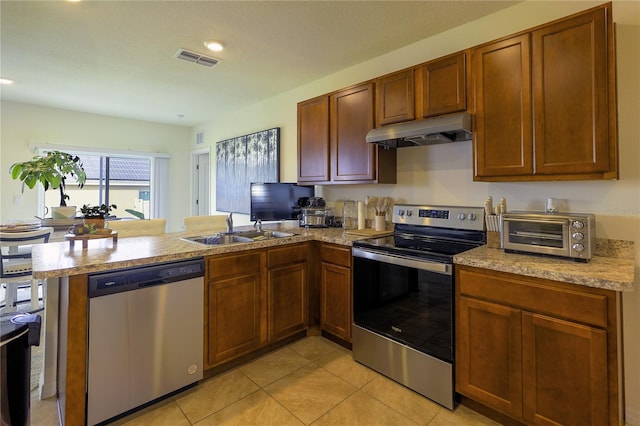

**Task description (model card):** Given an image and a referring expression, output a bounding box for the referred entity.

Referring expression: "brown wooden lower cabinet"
[205,250,265,368]
[204,244,309,369]
[267,244,308,342]
[456,265,620,426]
[319,243,352,342]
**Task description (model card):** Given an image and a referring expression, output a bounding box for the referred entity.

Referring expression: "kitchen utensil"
[484,197,493,216]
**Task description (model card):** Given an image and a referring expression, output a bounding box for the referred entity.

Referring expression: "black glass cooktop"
[353,224,485,261]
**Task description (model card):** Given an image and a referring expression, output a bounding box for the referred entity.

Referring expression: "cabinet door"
[267,263,307,342]
[330,83,377,182]
[298,95,330,183]
[522,313,608,426]
[421,52,466,117]
[320,261,352,341]
[472,34,533,178]
[456,296,523,418]
[206,272,262,367]
[377,69,415,126]
[532,7,611,175]
[205,252,264,368]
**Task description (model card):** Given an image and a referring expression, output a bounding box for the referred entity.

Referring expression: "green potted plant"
[80,203,117,228]
[10,150,86,219]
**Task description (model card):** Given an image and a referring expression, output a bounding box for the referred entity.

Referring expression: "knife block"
[486,231,501,249]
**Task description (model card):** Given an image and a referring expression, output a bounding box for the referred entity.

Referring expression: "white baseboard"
[39,379,57,400]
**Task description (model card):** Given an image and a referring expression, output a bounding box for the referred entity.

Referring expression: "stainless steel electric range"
[351,204,486,409]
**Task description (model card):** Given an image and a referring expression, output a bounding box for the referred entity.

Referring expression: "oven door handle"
[352,247,452,275]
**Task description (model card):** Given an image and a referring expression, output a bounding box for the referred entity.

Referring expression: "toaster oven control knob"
[457,213,466,220]
[572,220,585,229]
[573,243,585,252]
[467,213,476,221]
[572,232,584,241]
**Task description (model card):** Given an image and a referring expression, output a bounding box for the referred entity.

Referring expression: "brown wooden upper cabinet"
[297,95,330,183]
[376,69,415,126]
[420,52,467,118]
[298,82,396,185]
[375,52,467,127]
[472,4,617,181]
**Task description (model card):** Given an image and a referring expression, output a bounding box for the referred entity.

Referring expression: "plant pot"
[83,218,105,229]
[51,206,77,219]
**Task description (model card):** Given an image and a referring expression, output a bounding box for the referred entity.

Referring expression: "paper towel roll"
[357,201,365,230]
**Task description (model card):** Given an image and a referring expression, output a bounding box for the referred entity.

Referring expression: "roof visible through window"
[81,156,151,181]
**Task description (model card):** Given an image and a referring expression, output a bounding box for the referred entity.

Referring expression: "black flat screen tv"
[250,182,314,222]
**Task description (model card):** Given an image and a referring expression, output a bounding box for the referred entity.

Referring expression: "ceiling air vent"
[175,49,221,68]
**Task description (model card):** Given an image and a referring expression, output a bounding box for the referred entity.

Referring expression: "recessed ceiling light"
[0,78,14,85]
[204,40,224,52]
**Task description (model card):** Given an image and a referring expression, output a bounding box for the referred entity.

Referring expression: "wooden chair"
[106,219,166,237]
[1,227,54,313]
[183,215,228,233]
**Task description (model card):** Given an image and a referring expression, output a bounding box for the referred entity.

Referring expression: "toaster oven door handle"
[504,217,568,225]
[352,247,452,275]
[510,231,564,240]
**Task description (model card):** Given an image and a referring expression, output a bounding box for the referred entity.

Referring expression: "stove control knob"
[457,213,466,220]
[398,209,405,217]
[467,213,476,221]
[406,210,413,217]
[572,220,585,229]
[573,243,585,252]
[572,232,584,241]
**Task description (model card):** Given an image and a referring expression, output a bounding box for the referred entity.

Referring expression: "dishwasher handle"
[88,258,205,298]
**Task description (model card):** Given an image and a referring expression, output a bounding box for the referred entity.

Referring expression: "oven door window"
[353,256,453,363]
[506,220,566,248]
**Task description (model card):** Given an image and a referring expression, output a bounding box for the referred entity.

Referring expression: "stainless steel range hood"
[366,112,472,148]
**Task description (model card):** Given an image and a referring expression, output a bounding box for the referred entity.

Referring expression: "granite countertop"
[32,224,381,279]
[34,225,636,292]
[453,238,636,292]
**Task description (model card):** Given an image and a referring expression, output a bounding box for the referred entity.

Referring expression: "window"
[39,147,169,220]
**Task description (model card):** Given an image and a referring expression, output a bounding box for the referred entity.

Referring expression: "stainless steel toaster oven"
[501,212,595,262]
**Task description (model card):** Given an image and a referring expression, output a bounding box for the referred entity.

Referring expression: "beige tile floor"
[30,336,500,425]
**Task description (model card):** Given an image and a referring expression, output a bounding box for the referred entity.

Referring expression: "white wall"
[192,1,640,422]
[0,102,191,231]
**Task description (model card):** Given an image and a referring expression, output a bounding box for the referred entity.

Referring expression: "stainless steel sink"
[181,234,254,246]
[181,230,297,246]
[238,230,297,240]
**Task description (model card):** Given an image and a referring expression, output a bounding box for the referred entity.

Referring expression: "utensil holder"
[374,215,386,231]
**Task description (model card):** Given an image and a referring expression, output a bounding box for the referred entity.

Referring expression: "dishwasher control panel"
[88,258,205,297]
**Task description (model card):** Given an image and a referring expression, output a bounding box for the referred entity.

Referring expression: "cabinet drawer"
[320,243,351,267]
[267,243,307,269]
[457,267,607,328]
[207,252,262,280]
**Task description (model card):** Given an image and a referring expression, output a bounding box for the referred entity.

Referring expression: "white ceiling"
[1,0,519,127]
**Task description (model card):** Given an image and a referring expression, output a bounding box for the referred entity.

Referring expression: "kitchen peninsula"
[32,225,363,426]
[32,227,634,426]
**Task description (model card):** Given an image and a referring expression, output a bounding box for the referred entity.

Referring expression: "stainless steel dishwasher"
[86,258,205,425]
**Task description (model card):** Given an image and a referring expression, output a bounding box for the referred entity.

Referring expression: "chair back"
[107,219,166,237]
[183,215,228,233]
[0,227,54,279]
